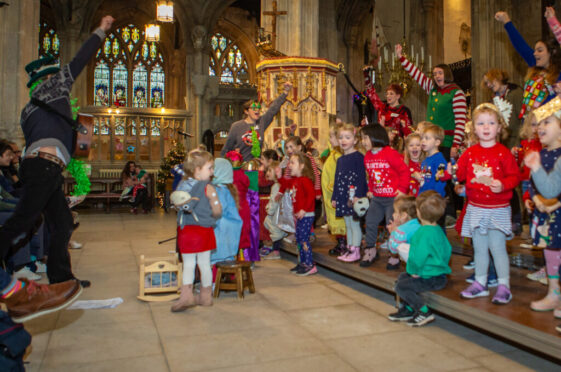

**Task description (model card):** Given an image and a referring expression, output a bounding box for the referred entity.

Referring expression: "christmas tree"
[156,140,186,206]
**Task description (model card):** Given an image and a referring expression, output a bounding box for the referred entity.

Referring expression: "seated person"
[388,190,452,327]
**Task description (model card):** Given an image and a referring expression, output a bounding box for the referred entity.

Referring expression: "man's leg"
[43,176,74,283]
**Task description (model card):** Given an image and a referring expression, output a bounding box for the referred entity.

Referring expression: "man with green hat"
[0,15,115,288]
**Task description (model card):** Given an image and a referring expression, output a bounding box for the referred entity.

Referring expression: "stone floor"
[23,211,561,371]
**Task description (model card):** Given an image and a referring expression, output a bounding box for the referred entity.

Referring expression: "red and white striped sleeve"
[308,154,322,197]
[452,89,467,146]
[400,56,433,95]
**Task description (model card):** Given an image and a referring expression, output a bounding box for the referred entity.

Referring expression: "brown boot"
[171,284,196,312]
[0,279,82,323]
[197,286,213,306]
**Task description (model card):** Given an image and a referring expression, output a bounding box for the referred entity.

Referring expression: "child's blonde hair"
[472,103,508,142]
[337,122,358,138]
[394,195,417,221]
[423,123,445,143]
[416,121,431,134]
[328,121,343,154]
[184,149,213,179]
[266,160,281,181]
[519,112,538,140]
[403,133,424,163]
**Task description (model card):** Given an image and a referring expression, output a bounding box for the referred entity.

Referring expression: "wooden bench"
[64,175,154,212]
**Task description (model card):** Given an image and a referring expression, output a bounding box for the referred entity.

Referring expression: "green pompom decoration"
[250,126,261,158]
[67,159,91,196]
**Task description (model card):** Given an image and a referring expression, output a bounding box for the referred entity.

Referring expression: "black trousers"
[395,273,447,311]
[0,157,74,283]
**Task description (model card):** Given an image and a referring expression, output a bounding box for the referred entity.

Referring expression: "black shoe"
[329,238,347,256]
[407,309,435,327]
[388,306,415,322]
[386,262,401,270]
[290,264,302,273]
[79,280,91,288]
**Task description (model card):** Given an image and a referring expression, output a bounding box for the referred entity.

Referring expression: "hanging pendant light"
[157,1,174,23]
[145,23,161,42]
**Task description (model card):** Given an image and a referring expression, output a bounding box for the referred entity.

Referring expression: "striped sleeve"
[308,154,322,196]
[400,56,434,95]
[452,89,467,146]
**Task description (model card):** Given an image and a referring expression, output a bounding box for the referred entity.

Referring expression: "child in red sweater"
[286,153,317,276]
[458,103,519,305]
[361,124,410,267]
[404,133,424,196]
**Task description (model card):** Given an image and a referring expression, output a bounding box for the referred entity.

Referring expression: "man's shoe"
[1,279,82,323]
[407,309,435,327]
[388,306,415,322]
[78,280,91,288]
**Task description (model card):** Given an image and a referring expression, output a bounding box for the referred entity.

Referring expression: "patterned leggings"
[296,216,314,266]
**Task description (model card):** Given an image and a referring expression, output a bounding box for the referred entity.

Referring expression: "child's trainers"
[264,250,280,260]
[463,260,475,270]
[296,265,317,276]
[407,309,435,327]
[492,284,512,305]
[290,264,303,273]
[527,267,548,285]
[388,306,414,322]
[259,246,272,257]
[460,281,489,299]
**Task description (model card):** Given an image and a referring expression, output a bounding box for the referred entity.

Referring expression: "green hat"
[25,54,60,88]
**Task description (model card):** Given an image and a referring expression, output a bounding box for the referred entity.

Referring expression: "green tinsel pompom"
[70,96,80,120]
[67,158,91,196]
[28,79,44,98]
[250,126,261,158]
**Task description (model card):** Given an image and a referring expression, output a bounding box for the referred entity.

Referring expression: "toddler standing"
[331,123,367,262]
[458,103,519,305]
[172,150,222,312]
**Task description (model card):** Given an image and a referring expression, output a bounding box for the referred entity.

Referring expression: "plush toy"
[170,190,193,206]
[353,197,370,217]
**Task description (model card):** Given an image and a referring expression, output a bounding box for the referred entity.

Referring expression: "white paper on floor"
[68,297,124,310]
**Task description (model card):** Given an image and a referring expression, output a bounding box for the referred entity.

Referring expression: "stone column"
[0,0,40,144]
[57,25,90,107]
[423,0,444,65]
[190,25,209,145]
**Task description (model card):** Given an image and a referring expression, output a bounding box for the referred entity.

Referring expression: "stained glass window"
[150,64,165,108]
[209,33,250,85]
[94,61,110,106]
[132,63,148,108]
[92,24,167,108]
[112,61,128,106]
[38,23,60,61]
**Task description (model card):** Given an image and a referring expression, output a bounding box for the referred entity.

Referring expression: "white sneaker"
[69,241,83,249]
[35,261,47,273]
[14,267,42,281]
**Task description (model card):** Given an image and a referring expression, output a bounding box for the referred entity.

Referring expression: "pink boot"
[338,246,361,263]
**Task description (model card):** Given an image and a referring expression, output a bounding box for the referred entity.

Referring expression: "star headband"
[532,96,561,123]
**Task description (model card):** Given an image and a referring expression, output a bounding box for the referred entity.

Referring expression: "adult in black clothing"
[0,15,115,285]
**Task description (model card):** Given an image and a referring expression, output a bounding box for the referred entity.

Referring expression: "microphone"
[177,130,194,138]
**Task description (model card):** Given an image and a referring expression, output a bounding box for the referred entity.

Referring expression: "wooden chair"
[137,254,183,302]
[213,260,255,299]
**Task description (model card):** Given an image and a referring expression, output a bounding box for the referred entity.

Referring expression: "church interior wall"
[443,0,471,65]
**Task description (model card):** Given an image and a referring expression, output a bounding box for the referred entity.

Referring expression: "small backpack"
[0,311,32,372]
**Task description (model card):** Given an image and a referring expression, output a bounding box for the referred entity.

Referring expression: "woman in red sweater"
[457,104,519,305]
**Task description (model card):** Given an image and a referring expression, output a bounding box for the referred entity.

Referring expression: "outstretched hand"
[545,6,556,19]
[395,44,403,59]
[99,16,115,33]
[494,11,510,24]
[283,81,293,93]
[524,151,541,172]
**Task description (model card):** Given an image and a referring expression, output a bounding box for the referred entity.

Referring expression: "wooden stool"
[213,261,255,299]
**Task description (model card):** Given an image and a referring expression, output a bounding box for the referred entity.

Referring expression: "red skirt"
[177,225,216,254]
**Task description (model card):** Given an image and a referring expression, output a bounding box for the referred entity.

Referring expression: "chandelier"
[156,1,174,23]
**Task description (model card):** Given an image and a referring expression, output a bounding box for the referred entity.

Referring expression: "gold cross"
[263,0,287,49]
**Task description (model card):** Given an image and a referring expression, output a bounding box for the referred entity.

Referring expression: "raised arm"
[259,82,292,132]
[546,7,561,46]
[396,44,434,95]
[452,89,467,147]
[496,11,536,66]
[69,16,114,79]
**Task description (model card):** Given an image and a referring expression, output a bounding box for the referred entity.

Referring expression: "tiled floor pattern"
[22,212,561,371]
